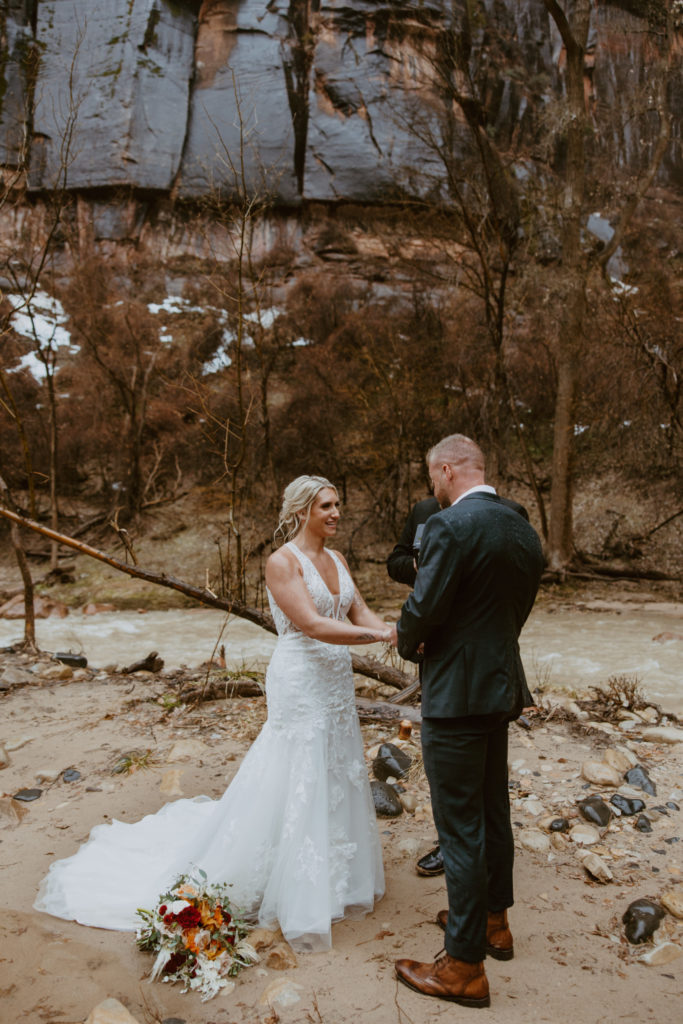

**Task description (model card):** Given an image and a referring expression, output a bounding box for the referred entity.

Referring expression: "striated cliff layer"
[0,0,680,210]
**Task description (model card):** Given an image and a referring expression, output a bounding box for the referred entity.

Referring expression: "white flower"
[167,899,191,915]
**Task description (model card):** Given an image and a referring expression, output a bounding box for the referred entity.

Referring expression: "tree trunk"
[543,0,590,570]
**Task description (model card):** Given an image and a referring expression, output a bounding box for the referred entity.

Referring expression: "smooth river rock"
[622,898,665,944]
[661,886,683,920]
[578,795,613,827]
[624,765,657,796]
[569,823,602,846]
[610,793,646,817]
[640,726,683,745]
[373,742,411,782]
[577,850,613,883]
[581,760,622,787]
[638,942,682,966]
[519,829,551,854]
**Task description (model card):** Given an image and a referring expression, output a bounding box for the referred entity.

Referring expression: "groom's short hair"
[427,434,485,474]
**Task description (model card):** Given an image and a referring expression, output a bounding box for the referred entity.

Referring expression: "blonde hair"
[427,434,485,473]
[275,475,338,544]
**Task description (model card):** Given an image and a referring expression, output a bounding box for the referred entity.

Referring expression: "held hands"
[386,624,398,647]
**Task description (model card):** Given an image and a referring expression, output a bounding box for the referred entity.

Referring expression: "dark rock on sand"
[624,765,656,796]
[578,795,613,827]
[371,780,404,817]
[373,742,412,783]
[622,898,665,944]
[610,794,646,817]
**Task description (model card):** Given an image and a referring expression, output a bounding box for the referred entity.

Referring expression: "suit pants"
[421,713,514,963]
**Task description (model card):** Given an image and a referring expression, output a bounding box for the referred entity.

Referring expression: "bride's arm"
[334,552,393,633]
[266,549,391,645]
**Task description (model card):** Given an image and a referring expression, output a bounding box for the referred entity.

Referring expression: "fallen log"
[0,506,414,691]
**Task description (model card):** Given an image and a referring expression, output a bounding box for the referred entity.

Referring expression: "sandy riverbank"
[1,645,682,1024]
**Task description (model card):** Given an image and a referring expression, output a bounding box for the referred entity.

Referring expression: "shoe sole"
[416,865,445,877]
[435,915,514,960]
[396,971,491,1008]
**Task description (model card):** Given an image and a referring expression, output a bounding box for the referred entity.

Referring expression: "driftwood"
[355,697,422,724]
[121,651,164,674]
[179,677,266,701]
[0,507,415,692]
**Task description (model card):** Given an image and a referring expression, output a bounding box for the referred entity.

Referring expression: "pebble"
[63,768,81,782]
[371,780,403,817]
[85,997,143,1024]
[635,814,653,833]
[577,850,613,883]
[604,748,634,773]
[578,795,613,827]
[0,795,28,825]
[399,792,417,813]
[397,837,423,857]
[610,794,645,817]
[519,829,551,854]
[41,664,73,681]
[265,943,298,970]
[247,927,280,951]
[661,885,683,919]
[666,801,680,811]
[640,726,683,745]
[581,760,622,787]
[159,769,183,797]
[622,898,665,943]
[624,765,657,796]
[5,734,35,751]
[35,768,62,784]
[569,822,601,846]
[373,742,412,782]
[638,942,682,966]
[0,666,34,689]
[13,788,43,802]
[259,979,304,1010]
[549,817,569,833]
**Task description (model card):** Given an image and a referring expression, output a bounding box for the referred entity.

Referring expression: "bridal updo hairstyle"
[275,475,337,544]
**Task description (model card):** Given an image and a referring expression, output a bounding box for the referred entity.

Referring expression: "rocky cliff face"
[0,0,680,210]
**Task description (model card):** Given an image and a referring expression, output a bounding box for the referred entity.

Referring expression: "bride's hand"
[383,624,398,647]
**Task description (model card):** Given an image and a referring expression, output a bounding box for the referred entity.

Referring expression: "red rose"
[158,904,167,915]
[176,905,202,929]
[164,913,175,924]
[223,912,232,926]
[163,951,187,975]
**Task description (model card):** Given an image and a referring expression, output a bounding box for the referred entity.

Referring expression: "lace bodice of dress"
[266,543,355,634]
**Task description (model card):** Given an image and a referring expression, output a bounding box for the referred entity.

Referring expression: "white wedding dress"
[34,543,384,951]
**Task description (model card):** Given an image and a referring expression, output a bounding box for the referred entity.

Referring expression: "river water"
[1,601,681,714]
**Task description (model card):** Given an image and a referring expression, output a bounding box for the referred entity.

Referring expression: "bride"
[34,475,391,952]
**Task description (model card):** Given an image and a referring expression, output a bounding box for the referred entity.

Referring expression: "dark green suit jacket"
[397,492,544,719]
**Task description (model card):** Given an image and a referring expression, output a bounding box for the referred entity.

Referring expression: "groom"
[390,434,543,1008]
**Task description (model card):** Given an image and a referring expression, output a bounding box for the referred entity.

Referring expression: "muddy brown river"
[1,601,681,713]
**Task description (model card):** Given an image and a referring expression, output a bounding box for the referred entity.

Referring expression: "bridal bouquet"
[136,869,259,1001]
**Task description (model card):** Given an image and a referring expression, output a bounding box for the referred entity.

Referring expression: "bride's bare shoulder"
[266,545,300,579]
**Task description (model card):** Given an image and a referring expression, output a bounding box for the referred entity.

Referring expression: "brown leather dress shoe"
[395,952,490,1007]
[486,909,514,961]
[436,908,515,961]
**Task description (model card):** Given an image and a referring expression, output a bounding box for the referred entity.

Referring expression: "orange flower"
[176,884,198,898]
